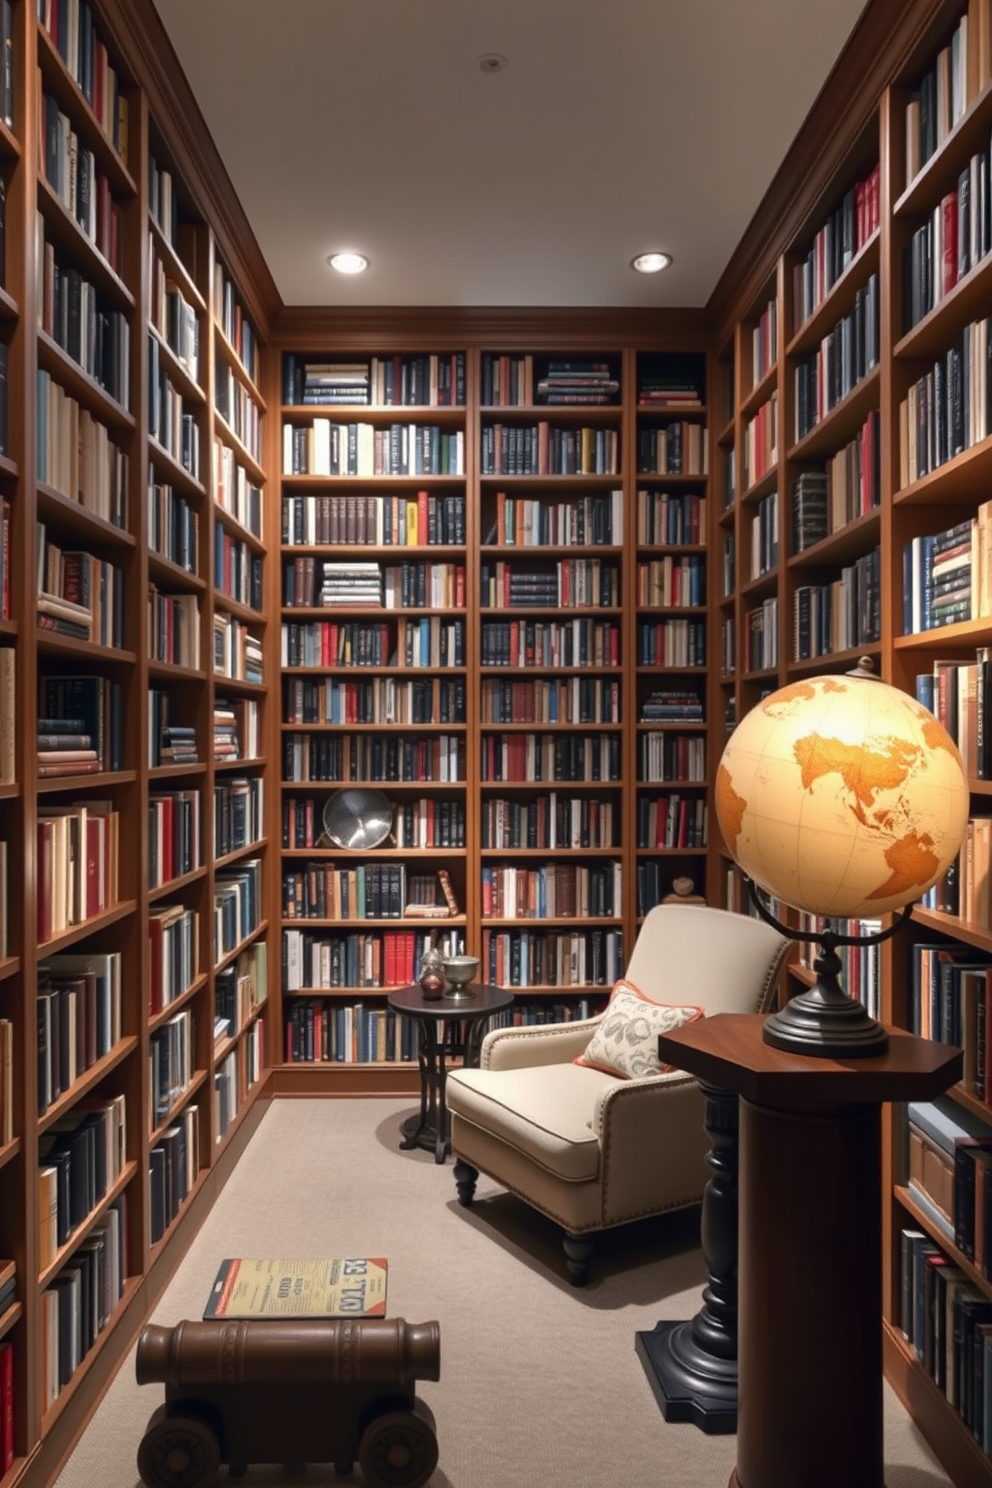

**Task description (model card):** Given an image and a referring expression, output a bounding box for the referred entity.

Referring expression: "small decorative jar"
[418,947,446,1000]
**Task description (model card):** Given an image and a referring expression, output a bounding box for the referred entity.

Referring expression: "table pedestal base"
[635,1320,737,1433]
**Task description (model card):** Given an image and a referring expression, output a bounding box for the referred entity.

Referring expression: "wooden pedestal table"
[387,984,514,1164]
[656,1013,961,1488]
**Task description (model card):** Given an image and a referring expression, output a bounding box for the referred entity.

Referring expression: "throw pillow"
[575,979,704,1079]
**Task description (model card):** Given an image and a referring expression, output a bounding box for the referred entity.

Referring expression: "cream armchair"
[446,904,789,1284]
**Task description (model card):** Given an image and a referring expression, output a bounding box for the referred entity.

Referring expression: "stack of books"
[639,689,704,722]
[535,362,619,405]
[37,717,100,777]
[160,725,197,766]
[637,376,703,409]
[320,561,382,607]
[213,701,240,762]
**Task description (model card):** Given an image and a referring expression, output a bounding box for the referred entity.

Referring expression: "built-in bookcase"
[0,6,277,1484]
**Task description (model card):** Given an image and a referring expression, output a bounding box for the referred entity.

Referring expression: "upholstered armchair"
[445,904,790,1284]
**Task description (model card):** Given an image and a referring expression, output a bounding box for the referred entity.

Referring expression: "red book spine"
[941,191,958,295]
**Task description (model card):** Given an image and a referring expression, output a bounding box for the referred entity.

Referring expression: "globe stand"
[745,880,913,1058]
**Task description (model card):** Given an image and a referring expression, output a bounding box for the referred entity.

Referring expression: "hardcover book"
[203,1256,388,1320]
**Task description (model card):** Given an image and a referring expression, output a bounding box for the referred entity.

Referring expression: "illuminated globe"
[716,666,969,919]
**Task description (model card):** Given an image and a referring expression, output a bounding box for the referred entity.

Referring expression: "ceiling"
[151,0,869,311]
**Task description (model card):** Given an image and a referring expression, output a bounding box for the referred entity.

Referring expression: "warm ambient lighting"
[631,252,672,274]
[327,252,369,275]
[715,657,969,1057]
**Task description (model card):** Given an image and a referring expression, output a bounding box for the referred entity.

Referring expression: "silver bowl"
[443,954,480,998]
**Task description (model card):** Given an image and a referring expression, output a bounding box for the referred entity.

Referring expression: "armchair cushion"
[574,979,704,1078]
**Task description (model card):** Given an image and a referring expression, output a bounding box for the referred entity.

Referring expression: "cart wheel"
[137,1412,221,1488]
[358,1401,438,1488]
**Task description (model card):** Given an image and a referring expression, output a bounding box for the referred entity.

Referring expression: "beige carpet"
[55,1098,952,1488]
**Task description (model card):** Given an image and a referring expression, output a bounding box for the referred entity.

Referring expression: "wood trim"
[707,0,948,342]
[271,305,712,351]
[98,0,280,337]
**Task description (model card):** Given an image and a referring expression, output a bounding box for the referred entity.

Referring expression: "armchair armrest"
[594,1071,710,1223]
[482,1017,601,1070]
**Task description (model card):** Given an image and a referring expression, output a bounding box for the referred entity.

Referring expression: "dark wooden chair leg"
[562,1232,595,1286]
[453,1159,478,1206]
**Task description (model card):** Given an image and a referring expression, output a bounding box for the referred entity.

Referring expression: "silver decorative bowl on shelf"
[442,955,481,998]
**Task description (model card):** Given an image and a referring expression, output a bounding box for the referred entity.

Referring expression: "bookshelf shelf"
[786,367,881,462]
[36,1038,139,1135]
[38,1278,143,1435]
[149,974,208,1031]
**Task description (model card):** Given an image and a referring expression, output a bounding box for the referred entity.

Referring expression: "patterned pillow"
[574,979,704,1079]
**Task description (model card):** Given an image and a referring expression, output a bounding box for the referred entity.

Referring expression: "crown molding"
[707,0,948,340]
[271,304,712,350]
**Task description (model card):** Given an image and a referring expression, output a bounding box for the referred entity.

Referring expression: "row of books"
[282,732,464,785]
[281,926,466,993]
[37,951,123,1114]
[150,1108,198,1246]
[638,732,706,785]
[214,942,267,1039]
[795,913,882,1019]
[480,558,620,611]
[899,1221,992,1456]
[38,1096,126,1266]
[283,352,465,408]
[749,490,778,580]
[215,364,262,463]
[906,1095,992,1266]
[213,262,259,382]
[147,585,200,668]
[149,905,198,1016]
[481,422,620,478]
[215,697,261,761]
[743,392,777,489]
[214,777,263,860]
[481,928,624,988]
[636,554,705,609]
[283,674,465,727]
[37,370,127,527]
[148,339,200,477]
[150,253,199,383]
[486,490,623,548]
[636,421,708,478]
[905,0,992,183]
[284,794,463,853]
[479,731,621,784]
[636,793,708,851]
[481,793,618,851]
[751,296,778,385]
[149,476,197,573]
[793,272,880,440]
[283,420,464,478]
[792,547,882,660]
[280,616,465,670]
[790,410,881,552]
[636,617,706,668]
[283,862,416,923]
[38,231,130,406]
[910,943,992,1096]
[636,488,706,547]
[538,362,620,406]
[903,509,992,633]
[41,674,122,774]
[212,613,263,683]
[898,314,992,487]
[283,557,466,611]
[37,527,124,647]
[792,163,880,332]
[37,714,102,779]
[743,597,779,673]
[640,687,703,721]
[903,139,992,333]
[37,802,119,944]
[917,652,992,780]
[215,523,263,611]
[149,1009,192,1127]
[281,491,466,548]
[480,676,620,725]
[39,0,128,159]
[148,789,200,890]
[480,861,622,921]
[40,1199,126,1412]
[480,617,619,669]
[213,860,262,964]
[214,437,262,539]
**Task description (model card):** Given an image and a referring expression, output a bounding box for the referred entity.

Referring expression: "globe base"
[762,992,889,1059]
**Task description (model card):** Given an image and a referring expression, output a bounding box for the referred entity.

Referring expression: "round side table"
[387,983,514,1164]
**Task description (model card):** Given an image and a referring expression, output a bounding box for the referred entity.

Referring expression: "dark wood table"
[386,983,514,1164]
[656,1012,961,1488]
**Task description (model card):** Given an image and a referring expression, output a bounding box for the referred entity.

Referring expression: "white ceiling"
[151,0,868,310]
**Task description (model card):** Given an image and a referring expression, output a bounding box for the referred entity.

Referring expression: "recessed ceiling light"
[478,53,509,72]
[328,252,369,275]
[631,252,672,274]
